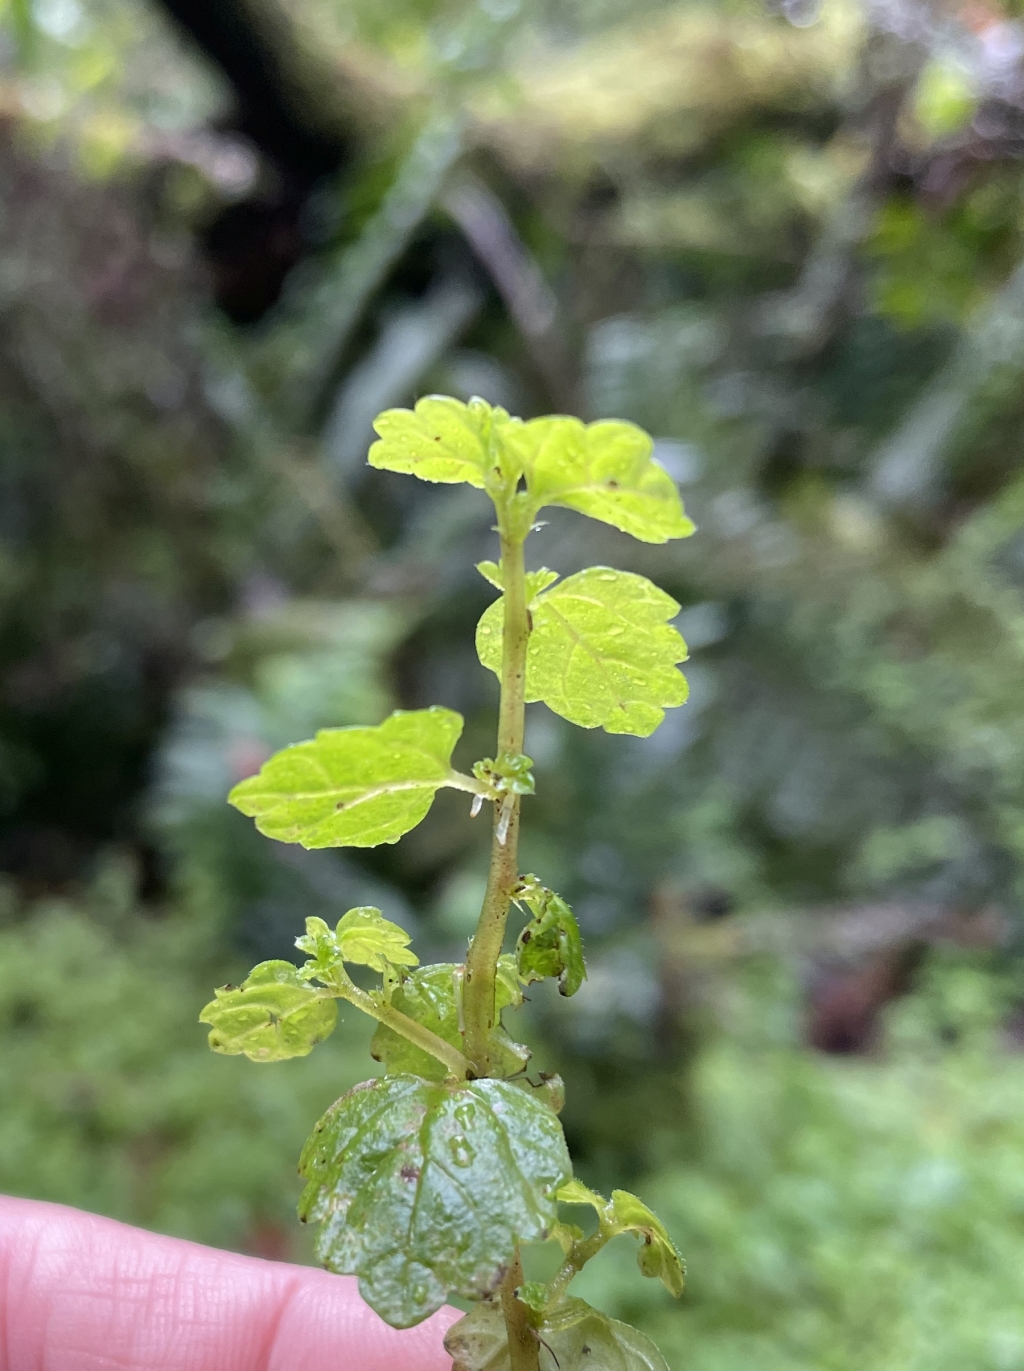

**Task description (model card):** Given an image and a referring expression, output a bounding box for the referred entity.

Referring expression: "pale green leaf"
[369,395,522,488]
[610,1190,686,1297]
[553,1181,685,1298]
[227,707,463,848]
[296,909,418,983]
[514,877,586,997]
[477,561,560,600]
[556,1177,607,1210]
[199,961,336,1062]
[495,953,524,1010]
[511,415,695,543]
[370,961,528,1082]
[445,1296,671,1371]
[477,568,688,736]
[298,1074,571,1327]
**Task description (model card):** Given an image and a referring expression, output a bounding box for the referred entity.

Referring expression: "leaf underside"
[227,706,463,848]
[477,568,688,736]
[298,1074,572,1327]
[445,1296,671,1371]
[199,961,336,1062]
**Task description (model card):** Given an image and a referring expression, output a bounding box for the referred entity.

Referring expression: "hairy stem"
[463,531,529,1074]
[500,1249,541,1371]
[545,1227,610,1308]
[330,974,471,1078]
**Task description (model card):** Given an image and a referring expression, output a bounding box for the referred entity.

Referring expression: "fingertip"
[0,1197,458,1371]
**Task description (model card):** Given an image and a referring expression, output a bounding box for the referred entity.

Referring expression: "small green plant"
[200,396,694,1369]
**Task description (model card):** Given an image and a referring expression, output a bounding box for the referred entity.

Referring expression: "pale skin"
[0,1196,459,1370]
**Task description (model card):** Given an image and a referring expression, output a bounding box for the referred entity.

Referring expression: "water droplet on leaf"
[449,1135,475,1167]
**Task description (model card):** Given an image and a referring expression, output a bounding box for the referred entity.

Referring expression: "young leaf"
[369,395,522,488]
[511,415,695,543]
[477,561,559,600]
[297,909,418,981]
[476,568,689,737]
[199,961,336,1062]
[556,1177,606,1210]
[514,877,586,997]
[610,1190,686,1298]
[298,1075,572,1327]
[445,1295,671,1371]
[370,961,528,1082]
[553,1180,685,1299]
[228,707,465,849]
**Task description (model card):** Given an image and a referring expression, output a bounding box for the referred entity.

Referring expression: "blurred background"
[4,0,1024,1365]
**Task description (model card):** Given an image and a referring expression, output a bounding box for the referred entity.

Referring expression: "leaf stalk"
[328,967,471,1079]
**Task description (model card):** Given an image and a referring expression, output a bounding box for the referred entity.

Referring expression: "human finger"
[0,1195,458,1371]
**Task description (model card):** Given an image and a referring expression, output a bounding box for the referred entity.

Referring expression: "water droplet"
[598,572,617,581]
[455,1102,477,1128]
[449,1135,475,1167]
[479,626,492,636]
[607,626,624,636]
[412,1282,430,1305]
[528,645,541,655]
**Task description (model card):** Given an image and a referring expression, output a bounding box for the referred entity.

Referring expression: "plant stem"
[463,530,530,1075]
[331,975,471,1079]
[500,1249,541,1371]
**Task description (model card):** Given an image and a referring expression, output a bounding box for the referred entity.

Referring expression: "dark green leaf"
[514,877,586,997]
[199,961,336,1062]
[228,707,464,848]
[370,962,465,1081]
[370,961,529,1082]
[445,1296,671,1370]
[510,415,695,543]
[298,1074,572,1327]
[477,569,688,737]
[369,395,523,488]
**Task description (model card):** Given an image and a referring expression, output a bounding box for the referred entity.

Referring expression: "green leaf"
[609,1190,686,1298]
[199,961,336,1062]
[556,1177,606,1210]
[476,568,688,737]
[296,909,418,980]
[369,395,522,488]
[228,706,464,848]
[553,1181,685,1299]
[477,561,560,600]
[514,877,586,997]
[445,1296,671,1371]
[495,953,524,1010]
[298,1074,572,1327]
[370,962,465,1081]
[370,961,529,1082]
[511,415,695,544]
